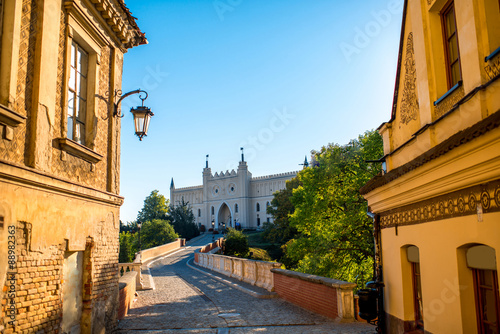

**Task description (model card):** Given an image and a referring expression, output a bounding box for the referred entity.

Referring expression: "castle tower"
[202,155,212,226]
[237,149,252,228]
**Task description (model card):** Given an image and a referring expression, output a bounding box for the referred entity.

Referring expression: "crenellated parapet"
[212,169,238,178]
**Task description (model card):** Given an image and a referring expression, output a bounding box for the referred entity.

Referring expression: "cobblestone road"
[117,234,375,334]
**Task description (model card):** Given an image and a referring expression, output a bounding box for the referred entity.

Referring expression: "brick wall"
[274,270,339,319]
[272,268,356,321]
[1,215,120,333]
[1,223,64,333]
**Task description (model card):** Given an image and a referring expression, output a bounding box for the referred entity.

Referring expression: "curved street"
[117,234,374,334]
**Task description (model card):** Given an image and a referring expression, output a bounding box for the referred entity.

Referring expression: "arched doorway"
[217,203,232,231]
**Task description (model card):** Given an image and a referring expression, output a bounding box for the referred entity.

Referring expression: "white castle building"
[170,153,299,230]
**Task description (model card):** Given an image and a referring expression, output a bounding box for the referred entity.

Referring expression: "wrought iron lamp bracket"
[113,89,149,118]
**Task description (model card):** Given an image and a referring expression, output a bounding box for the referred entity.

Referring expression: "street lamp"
[114,89,154,141]
[137,222,142,252]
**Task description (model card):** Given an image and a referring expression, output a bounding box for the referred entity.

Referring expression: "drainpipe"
[368,209,385,334]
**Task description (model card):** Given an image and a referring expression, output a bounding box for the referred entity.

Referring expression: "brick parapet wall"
[271,268,356,321]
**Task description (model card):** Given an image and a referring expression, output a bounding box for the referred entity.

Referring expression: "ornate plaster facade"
[0,0,145,332]
[170,157,297,231]
[361,0,500,333]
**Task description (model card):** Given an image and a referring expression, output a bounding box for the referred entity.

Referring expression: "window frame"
[440,0,462,89]
[411,261,424,329]
[67,41,89,145]
[58,4,107,163]
[473,268,500,333]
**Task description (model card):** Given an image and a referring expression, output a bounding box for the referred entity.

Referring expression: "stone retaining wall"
[271,268,356,321]
[139,238,185,263]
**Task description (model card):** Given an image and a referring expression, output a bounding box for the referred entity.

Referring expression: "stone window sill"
[0,104,26,127]
[57,138,103,164]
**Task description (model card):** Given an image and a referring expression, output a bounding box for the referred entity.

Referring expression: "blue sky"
[119,0,404,223]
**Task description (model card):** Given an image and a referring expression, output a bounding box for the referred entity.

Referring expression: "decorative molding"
[379,179,500,229]
[485,53,500,80]
[434,84,465,118]
[400,33,419,126]
[65,0,146,49]
[57,138,103,164]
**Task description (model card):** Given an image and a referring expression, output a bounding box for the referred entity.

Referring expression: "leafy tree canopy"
[286,130,383,288]
[137,190,169,223]
[262,177,302,245]
[169,198,200,240]
[140,219,178,250]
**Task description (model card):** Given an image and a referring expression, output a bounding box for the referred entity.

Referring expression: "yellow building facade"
[0,0,145,332]
[361,0,500,333]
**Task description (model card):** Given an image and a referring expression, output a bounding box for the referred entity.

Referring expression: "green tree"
[168,199,200,240]
[119,231,134,263]
[223,228,249,257]
[285,130,383,288]
[136,190,169,223]
[140,219,178,249]
[262,177,301,245]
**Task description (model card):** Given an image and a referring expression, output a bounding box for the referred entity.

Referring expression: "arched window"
[235,203,238,213]
[256,203,260,212]
[211,206,214,215]
[198,209,201,217]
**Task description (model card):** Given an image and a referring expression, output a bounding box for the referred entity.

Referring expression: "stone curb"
[186,258,278,299]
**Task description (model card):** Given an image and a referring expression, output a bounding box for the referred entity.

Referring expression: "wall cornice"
[0,159,123,206]
[378,178,500,229]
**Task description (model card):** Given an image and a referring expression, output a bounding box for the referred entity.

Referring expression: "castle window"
[257,218,260,226]
[211,206,214,215]
[198,209,201,217]
[235,203,238,213]
[441,1,461,88]
[256,203,260,212]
